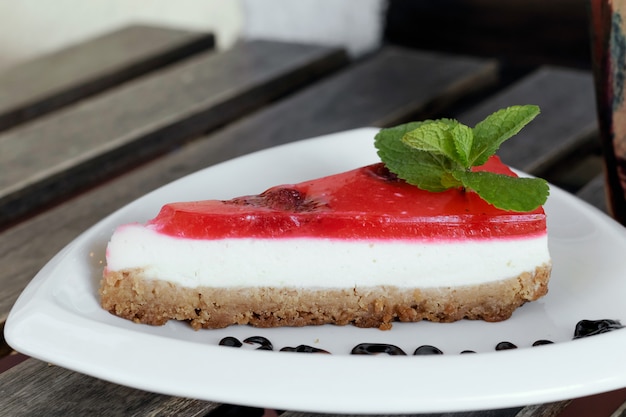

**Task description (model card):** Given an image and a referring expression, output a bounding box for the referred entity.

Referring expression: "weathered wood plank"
[173,46,498,162]
[456,66,598,176]
[0,40,347,228]
[0,359,219,417]
[514,401,571,417]
[0,47,498,415]
[612,402,626,417]
[0,25,215,132]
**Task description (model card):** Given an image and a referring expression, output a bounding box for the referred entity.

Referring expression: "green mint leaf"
[451,123,473,167]
[401,119,458,160]
[375,122,460,191]
[452,170,549,212]
[374,105,548,212]
[470,105,540,166]
[401,119,474,168]
[401,151,462,191]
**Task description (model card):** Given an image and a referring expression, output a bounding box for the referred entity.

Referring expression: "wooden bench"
[0,25,215,132]
[0,24,618,417]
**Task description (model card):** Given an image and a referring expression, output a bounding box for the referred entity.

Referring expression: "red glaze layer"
[149,156,546,240]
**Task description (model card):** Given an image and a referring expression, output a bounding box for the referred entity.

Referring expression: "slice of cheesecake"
[100,155,551,330]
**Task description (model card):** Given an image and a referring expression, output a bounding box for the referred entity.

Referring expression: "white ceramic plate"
[6,128,626,414]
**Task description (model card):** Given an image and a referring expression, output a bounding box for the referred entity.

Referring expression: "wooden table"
[0,25,622,417]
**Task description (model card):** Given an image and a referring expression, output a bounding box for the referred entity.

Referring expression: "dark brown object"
[384,0,591,69]
[590,0,626,224]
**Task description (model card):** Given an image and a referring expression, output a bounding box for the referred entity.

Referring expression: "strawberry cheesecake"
[100,156,551,330]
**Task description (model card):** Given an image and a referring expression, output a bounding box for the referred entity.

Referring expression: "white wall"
[240,0,386,58]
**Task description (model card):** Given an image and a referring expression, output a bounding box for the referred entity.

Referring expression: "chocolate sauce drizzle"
[218,319,623,355]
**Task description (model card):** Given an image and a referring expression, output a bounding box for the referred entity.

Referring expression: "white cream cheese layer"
[105,224,550,289]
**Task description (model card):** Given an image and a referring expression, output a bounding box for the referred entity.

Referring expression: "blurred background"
[0,0,590,74]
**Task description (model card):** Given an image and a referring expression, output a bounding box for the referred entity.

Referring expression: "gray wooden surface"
[0,360,218,417]
[172,47,497,165]
[0,25,215,132]
[0,25,617,417]
[0,40,347,228]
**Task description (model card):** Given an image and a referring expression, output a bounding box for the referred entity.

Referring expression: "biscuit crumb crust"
[100,264,551,330]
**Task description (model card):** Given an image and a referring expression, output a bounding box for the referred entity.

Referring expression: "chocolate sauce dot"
[413,345,443,355]
[574,319,624,339]
[218,318,626,355]
[218,336,242,347]
[280,345,330,354]
[351,343,407,355]
[495,341,517,351]
[243,336,273,350]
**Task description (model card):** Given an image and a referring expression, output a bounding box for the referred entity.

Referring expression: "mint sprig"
[374,105,549,212]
